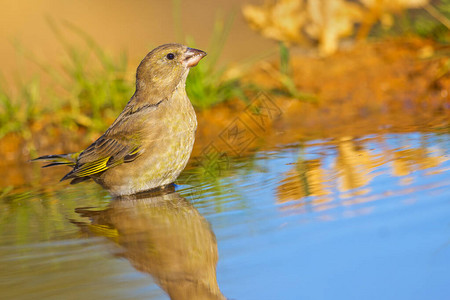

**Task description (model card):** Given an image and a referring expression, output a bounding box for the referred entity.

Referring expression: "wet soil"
[195,37,449,153]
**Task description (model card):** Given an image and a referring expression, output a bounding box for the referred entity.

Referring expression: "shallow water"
[1,131,450,300]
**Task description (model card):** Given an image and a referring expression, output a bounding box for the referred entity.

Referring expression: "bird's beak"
[184,47,207,68]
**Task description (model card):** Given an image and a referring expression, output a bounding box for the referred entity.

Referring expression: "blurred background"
[0,0,272,75]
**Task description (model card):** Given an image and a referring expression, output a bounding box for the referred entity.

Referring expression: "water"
[1,131,449,300]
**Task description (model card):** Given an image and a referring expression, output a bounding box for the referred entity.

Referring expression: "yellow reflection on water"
[276,135,448,213]
[74,187,225,300]
[335,136,384,198]
[277,158,332,207]
[392,148,446,177]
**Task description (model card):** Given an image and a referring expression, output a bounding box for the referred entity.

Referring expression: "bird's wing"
[61,135,142,181]
[61,103,159,181]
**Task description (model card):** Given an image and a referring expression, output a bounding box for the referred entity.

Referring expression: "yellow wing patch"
[61,143,142,182]
[76,157,111,177]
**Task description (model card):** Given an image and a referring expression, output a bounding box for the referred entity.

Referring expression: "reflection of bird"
[33,44,206,196]
[73,187,225,300]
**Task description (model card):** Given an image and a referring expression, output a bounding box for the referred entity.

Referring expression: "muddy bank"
[193,37,449,155]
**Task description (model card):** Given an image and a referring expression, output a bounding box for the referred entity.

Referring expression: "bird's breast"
[163,87,197,132]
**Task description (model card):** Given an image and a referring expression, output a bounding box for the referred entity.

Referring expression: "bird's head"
[135,44,206,98]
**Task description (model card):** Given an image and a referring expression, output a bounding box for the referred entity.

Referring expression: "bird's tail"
[32,152,80,168]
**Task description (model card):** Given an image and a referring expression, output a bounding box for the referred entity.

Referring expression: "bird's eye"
[166,53,175,60]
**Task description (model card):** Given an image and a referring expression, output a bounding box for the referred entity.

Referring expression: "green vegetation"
[0,16,251,142]
[275,42,317,101]
[185,15,248,109]
[413,1,450,43]
[0,76,41,139]
[370,0,450,43]
[1,19,133,142]
[27,19,132,132]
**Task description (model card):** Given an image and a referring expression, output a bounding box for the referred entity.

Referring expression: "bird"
[33,43,206,196]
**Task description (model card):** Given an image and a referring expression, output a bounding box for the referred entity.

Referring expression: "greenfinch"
[33,44,206,196]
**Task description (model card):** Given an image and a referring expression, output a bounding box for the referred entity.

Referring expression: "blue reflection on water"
[186,132,450,300]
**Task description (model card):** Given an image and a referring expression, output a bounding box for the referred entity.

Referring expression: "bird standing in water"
[33,44,206,196]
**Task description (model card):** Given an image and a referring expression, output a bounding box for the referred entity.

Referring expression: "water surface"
[1,131,449,300]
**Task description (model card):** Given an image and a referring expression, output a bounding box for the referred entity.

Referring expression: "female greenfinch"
[33,44,206,196]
